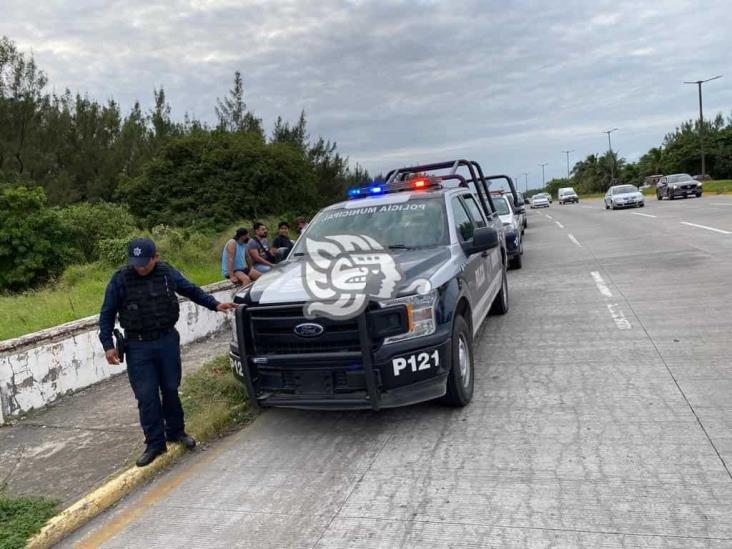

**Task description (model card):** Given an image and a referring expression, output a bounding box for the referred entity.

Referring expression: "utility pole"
[538,163,548,188]
[521,172,529,192]
[561,150,574,180]
[684,75,722,179]
[603,128,618,183]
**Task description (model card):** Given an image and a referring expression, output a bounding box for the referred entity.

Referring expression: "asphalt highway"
[67,195,732,548]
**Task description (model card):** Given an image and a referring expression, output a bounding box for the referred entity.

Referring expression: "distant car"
[530,194,550,208]
[537,192,552,203]
[656,174,702,200]
[604,184,645,210]
[693,174,712,182]
[494,195,523,269]
[558,187,579,204]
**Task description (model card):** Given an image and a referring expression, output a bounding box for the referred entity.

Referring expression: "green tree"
[0,186,70,291]
[215,71,263,136]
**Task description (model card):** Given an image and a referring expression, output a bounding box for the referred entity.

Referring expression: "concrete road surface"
[66,196,732,548]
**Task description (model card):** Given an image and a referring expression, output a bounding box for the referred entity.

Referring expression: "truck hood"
[248,247,453,305]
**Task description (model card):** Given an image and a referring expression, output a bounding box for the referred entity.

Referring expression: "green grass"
[0,217,291,342]
[701,179,732,193]
[0,494,59,549]
[0,262,221,342]
[179,356,254,442]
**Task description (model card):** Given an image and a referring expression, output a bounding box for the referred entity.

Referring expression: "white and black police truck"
[229,160,521,410]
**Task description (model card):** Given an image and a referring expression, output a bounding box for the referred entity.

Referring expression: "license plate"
[230,356,244,377]
[391,350,440,377]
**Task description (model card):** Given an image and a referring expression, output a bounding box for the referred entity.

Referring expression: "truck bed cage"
[384,159,496,216]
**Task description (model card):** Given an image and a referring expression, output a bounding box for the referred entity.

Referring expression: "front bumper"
[230,303,452,410]
[612,200,644,208]
[670,187,702,198]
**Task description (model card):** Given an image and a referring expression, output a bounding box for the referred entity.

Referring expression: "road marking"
[590,271,613,298]
[555,221,565,229]
[607,303,632,330]
[568,234,582,247]
[680,222,732,235]
[545,214,554,220]
[630,212,657,218]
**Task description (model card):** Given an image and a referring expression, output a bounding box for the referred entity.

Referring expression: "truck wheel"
[489,263,509,315]
[509,252,522,270]
[443,315,474,407]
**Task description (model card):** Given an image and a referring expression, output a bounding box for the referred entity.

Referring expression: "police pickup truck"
[230,160,519,410]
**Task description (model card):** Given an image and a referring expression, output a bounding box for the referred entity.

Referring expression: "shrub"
[0,186,71,291]
[57,202,138,262]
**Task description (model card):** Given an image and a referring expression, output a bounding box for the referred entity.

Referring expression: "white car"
[530,195,549,208]
[604,184,645,210]
[558,187,579,204]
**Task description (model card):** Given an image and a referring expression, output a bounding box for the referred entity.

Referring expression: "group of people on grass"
[221,217,308,285]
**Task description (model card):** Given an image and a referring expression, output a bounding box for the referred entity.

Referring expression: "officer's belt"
[124,328,176,342]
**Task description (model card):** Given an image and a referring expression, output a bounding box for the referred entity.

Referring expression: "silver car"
[604,184,645,210]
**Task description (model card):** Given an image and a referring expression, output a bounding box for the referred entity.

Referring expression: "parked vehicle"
[515,192,528,231]
[229,160,510,410]
[693,174,712,182]
[604,184,645,209]
[494,194,523,269]
[530,195,550,208]
[656,174,703,200]
[558,187,579,204]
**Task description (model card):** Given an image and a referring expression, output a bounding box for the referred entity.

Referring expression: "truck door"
[460,193,501,318]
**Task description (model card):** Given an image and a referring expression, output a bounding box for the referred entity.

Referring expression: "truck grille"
[247,305,362,355]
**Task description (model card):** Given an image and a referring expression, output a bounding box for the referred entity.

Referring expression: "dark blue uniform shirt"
[99,265,220,351]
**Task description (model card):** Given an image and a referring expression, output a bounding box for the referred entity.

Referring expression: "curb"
[27,443,188,548]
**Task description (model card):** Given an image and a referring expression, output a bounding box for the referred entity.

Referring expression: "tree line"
[542,114,732,196]
[0,35,367,291]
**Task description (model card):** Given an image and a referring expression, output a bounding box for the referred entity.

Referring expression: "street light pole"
[538,163,548,188]
[603,128,618,183]
[561,150,574,180]
[684,75,722,179]
[521,172,529,192]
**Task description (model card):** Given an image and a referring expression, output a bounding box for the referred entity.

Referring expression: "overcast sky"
[3,0,730,188]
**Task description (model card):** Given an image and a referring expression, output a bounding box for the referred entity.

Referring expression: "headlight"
[380,289,438,344]
[671,185,678,190]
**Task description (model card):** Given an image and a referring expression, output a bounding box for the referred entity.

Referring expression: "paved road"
[67,196,732,548]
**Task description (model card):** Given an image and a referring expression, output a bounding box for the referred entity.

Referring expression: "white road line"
[607,303,632,330]
[630,212,657,218]
[680,222,732,235]
[555,221,565,229]
[545,214,554,220]
[568,234,583,247]
[590,271,613,298]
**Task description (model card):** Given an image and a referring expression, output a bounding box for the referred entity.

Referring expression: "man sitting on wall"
[247,222,276,273]
[221,227,255,285]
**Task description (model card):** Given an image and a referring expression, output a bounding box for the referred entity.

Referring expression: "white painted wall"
[0,282,235,424]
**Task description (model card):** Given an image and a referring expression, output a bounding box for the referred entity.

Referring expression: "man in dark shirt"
[271,221,294,262]
[99,237,237,466]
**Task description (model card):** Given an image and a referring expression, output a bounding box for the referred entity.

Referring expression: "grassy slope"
[0,216,285,341]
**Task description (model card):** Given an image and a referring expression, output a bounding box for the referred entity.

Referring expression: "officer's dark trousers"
[125,331,185,450]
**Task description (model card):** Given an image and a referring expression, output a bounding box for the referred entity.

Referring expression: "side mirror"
[515,205,525,214]
[464,226,499,255]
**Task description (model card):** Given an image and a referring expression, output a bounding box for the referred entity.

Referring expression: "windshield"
[612,185,638,194]
[493,197,511,215]
[559,189,576,196]
[668,174,693,183]
[292,198,449,252]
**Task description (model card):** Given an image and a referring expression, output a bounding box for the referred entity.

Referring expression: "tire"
[656,193,662,201]
[605,201,609,210]
[640,202,645,207]
[697,193,703,198]
[489,262,509,315]
[509,252,522,270]
[611,202,616,210]
[442,315,474,407]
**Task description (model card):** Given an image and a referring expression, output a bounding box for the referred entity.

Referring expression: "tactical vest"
[118,262,180,333]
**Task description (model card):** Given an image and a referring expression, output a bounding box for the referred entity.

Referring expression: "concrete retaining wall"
[0,281,235,424]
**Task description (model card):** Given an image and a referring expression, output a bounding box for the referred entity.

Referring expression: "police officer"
[99,238,237,467]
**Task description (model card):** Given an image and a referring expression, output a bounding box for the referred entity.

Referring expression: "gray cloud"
[3,0,730,186]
